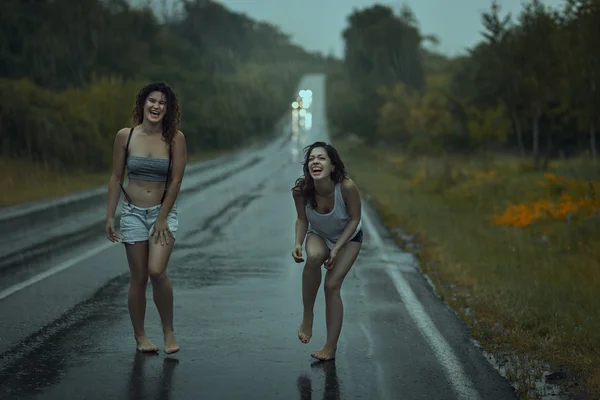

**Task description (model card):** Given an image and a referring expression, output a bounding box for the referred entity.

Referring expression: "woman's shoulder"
[172,130,186,147]
[340,177,357,191]
[340,177,359,198]
[116,127,133,137]
[114,127,134,146]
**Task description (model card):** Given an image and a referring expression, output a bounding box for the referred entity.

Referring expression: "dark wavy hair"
[132,82,180,146]
[292,141,347,209]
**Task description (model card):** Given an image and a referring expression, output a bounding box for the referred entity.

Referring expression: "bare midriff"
[125,178,168,208]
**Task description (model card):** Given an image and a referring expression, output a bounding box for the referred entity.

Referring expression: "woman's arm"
[333,178,362,250]
[292,181,308,247]
[158,130,187,219]
[106,128,129,221]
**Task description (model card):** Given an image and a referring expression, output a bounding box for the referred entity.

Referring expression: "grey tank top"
[306,182,362,249]
[119,127,172,205]
[127,156,170,182]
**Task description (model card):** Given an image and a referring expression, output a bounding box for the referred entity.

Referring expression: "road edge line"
[362,208,481,400]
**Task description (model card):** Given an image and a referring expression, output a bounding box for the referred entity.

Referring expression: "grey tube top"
[127,156,170,182]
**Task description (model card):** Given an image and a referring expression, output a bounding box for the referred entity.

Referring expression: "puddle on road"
[179,180,265,245]
[180,193,261,243]
[0,240,283,399]
[0,273,128,398]
[0,167,294,399]
[169,250,281,290]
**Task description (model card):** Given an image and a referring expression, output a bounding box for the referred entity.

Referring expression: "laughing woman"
[291,141,363,361]
[105,82,187,354]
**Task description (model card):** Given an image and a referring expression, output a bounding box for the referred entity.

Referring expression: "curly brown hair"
[132,82,180,145]
[292,141,348,209]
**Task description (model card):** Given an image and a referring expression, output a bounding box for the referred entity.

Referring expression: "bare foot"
[135,336,159,353]
[297,317,313,344]
[311,346,336,361]
[164,331,180,354]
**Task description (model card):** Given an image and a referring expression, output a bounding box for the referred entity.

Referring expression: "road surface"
[0,74,517,400]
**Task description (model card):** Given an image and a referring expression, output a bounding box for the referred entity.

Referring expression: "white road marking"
[0,242,113,301]
[362,210,481,400]
[0,185,212,302]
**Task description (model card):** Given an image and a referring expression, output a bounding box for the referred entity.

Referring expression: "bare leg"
[124,241,158,352]
[312,241,361,361]
[298,234,329,344]
[148,238,179,354]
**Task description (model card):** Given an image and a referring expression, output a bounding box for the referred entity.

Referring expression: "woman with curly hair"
[291,141,363,361]
[105,82,186,354]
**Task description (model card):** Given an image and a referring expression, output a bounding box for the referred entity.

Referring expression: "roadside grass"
[335,137,600,400]
[0,150,226,208]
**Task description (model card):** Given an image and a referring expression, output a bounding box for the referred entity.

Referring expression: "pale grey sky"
[135,0,565,58]
[215,0,564,57]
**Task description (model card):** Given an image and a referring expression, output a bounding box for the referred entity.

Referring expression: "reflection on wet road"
[298,361,341,400]
[127,354,180,400]
[0,75,517,400]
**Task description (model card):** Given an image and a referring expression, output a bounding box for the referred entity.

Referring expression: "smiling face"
[144,91,167,125]
[307,146,334,181]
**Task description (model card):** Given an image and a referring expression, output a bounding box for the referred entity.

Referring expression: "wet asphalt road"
[0,74,517,400]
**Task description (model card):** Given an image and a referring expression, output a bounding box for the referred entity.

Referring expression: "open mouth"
[311,165,323,176]
[150,110,160,118]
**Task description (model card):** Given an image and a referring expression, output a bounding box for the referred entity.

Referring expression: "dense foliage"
[327,1,600,168]
[0,0,326,170]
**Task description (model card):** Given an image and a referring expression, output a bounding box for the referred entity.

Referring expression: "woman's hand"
[324,247,339,269]
[105,218,120,242]
[292,245,304,263]
[152,217,173,246]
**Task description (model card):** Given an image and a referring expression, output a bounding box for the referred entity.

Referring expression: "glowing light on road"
[292,89,312,109]
[291,101,299,109]
[296,89,313,109]
[305,112,312,130]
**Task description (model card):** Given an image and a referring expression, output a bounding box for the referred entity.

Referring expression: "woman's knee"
[305,234,328,265]
[306,250,327,266]
[149,270,168,284]
[324,279,342,295]
[130,273,148,287]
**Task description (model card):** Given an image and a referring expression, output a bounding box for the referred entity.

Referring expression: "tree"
[563,0,600,162]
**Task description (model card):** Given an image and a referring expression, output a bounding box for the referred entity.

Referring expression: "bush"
[0,77,143,172]
[0,79,101,170]
[407,135,444,157]
[0,64,308,172]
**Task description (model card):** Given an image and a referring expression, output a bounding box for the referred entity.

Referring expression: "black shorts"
[350,229,363,243]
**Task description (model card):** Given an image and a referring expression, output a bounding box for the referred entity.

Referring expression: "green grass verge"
[335,136,600,400]
[0,150,227,207]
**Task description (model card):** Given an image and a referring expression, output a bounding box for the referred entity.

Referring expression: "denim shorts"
[350,229,363,243]
[120,202,178,245]
[308,229,363,250]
